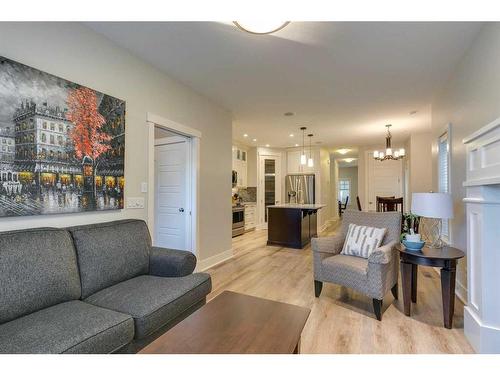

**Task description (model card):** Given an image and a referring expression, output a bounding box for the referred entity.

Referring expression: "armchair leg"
[314,280,323,297]
[391,283,399,300]
[372,299,383,321]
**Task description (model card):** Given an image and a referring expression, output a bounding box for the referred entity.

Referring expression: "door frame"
[147,112,201,256]
[257,150,282,228]
[364,150,403,211]
[154,136,191,250]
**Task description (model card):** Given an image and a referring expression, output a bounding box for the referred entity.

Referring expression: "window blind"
[438,132,450,238]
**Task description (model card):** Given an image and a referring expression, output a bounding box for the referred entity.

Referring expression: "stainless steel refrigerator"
[285,174,315,204]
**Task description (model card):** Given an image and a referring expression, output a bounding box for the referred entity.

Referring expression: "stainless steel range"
[232,206,245,237]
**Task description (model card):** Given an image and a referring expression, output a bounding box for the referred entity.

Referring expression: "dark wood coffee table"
[139,291,310,354]
[397,244,465,329]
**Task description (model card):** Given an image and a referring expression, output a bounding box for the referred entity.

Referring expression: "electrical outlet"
[127,197,145,209]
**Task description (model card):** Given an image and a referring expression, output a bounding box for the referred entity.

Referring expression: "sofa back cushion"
[0,228,81,324]
[68,220,151,298]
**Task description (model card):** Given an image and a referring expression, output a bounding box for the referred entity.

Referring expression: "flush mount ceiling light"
[373,124,405,161]
[343,158,356,163]
[289,134,294,137]
[284,112,295,117]
[265,144,270,147]
[243,134,248,137]
[252,138,257,142]
[233,21,290,35]
[337,149,350,155]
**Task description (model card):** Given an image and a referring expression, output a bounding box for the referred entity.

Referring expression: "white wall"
[430,23,500,302]
[318,148,332,228]
[338,166,358,209]
[0,22,233,263]
[409,132,433,199]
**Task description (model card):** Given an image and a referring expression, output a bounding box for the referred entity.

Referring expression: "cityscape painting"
[0,56,125,217]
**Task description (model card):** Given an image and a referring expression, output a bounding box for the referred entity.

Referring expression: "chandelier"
[373,124,405,161]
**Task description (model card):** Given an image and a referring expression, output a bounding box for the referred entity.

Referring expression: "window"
[438,129,450,240]
[338,179,350,204]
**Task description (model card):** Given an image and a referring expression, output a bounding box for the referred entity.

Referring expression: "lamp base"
[420,217,445,248]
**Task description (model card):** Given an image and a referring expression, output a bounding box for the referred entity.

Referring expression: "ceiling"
[86,22,482,149]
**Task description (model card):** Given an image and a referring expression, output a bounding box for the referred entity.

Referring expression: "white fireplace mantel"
[463,116,500,353]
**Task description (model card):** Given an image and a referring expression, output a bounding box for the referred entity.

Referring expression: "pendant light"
[307,134,314,167]
[300,127,307,165]
[373,124,405,161]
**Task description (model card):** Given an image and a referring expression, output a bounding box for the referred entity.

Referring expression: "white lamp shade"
[307,157,314,167]
[373,150,379,158]
[411,192,454,219]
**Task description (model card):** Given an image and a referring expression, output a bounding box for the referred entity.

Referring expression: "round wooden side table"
[397,244,465,329]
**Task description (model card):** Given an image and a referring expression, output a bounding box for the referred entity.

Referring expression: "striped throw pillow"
[340,224,387,258]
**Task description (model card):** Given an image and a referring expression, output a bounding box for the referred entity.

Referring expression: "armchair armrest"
[311,234,344,255]
[149,246,197,277]
[368,241,398,265]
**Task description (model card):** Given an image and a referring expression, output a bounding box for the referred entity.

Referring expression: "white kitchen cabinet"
[244,204,256,231]
[287,149,318,174]
[232,145,248,187]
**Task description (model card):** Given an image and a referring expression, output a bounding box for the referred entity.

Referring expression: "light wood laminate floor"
[205,220,474,354]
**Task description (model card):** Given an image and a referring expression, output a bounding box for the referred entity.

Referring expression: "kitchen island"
[267,203,326,249]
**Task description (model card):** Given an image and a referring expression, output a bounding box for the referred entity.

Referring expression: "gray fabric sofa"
[0,219,211,354]
[312,210,401,320]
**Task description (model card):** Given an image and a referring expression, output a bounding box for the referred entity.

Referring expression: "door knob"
[179,208,185,212]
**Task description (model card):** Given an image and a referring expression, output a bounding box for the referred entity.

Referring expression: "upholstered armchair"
[312,210,402,320]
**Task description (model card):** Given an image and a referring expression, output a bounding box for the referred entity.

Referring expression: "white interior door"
[155,139,189,251]
[367,153,403,211]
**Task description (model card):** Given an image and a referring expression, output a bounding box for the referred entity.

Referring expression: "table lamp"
[411,192,454,248]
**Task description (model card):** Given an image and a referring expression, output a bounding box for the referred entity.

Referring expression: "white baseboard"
[432,267,467,304]
[465,306,500,353]
[196,248,233,272]
[455,279,467,304]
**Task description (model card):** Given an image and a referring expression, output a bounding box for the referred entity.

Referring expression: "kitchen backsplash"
[238,187,256,202]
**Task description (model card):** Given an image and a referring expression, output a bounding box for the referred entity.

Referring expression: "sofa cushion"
[0,228,81,324]
[0,300,134,353]
[341,223,387,258]
[68,219,151,298]
[85,273,212,339]
[320,254,369,294]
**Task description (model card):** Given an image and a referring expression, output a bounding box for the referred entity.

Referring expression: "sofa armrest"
[311,234,344,255]
[368,241,398,265]
[149,246,197,277]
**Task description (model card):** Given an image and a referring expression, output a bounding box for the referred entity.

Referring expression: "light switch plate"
[127,197,145,209]
[141,182,148,193]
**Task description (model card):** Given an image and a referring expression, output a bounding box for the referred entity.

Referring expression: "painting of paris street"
[0,56,125,217]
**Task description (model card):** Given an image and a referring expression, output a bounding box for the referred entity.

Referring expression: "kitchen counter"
[267,204,325,249]
[267,203,325,210]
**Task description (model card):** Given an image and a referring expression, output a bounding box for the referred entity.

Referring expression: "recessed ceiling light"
[337,149,350,155]
[295,144,299,147]
[344,158,356,163]
[252,138,257,142]
[243,133,248,137]
[410,110,418,115]
[265,144,270,147]
[284,112,295,117]
[289,134,294,137]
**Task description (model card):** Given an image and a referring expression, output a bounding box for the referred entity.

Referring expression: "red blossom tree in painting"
[66,87,111,196]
